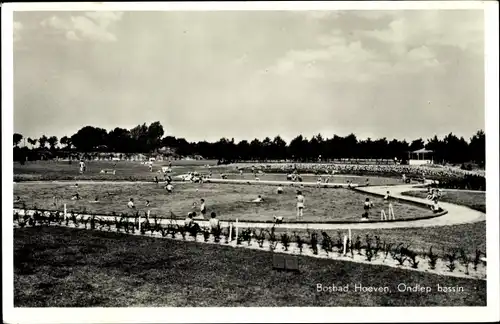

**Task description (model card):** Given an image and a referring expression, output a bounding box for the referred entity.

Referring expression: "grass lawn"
[14,182,430,222]
[401,190,486,213]
[14,226,486,307]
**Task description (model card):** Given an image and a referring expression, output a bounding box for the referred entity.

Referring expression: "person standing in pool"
[200,199,207,218]
[296,191,305,218]
[79,160,85,174]
[363,198,373,216]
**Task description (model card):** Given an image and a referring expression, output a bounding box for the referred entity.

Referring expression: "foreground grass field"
[14,182,430,222]
[14,227,486,307]
[401,190,486,213]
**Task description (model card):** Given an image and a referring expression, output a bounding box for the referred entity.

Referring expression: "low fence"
[12,210,486,280]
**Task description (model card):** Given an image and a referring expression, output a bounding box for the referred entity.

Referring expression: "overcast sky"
[13,10,484,143]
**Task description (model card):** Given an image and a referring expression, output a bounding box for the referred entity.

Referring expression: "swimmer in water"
[252,195,263,203]
[127,198,135,209]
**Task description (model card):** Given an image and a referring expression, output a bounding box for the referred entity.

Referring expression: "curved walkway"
[13,180,485,230]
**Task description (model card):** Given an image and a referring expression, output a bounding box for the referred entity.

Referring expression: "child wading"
[296,191,305,218]
[127,198,135,209]
[200,199,206,218]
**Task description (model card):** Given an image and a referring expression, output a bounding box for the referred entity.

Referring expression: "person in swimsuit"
[296,191,305,218]
[209,212,220,234]
[200,199,206,218]
[363,198,373,217]
[252,195,264,203]
[127,198,135,209]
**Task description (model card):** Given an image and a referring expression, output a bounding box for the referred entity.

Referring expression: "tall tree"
[71,126,107,152]
[147,121,165,152]
[469,130,485,166]
[249,139,262,160]
[13,133,23,147]
[107,127,132,152]
[27,137,37,149]
[47,136,58,151]
[272,135,287,161]
[130,123,149,152]
[288,135,306,161]
[38,135,48,149]
[409,138,425,151]
[60,136,72,150]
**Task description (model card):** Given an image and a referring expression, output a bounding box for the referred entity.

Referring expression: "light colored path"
[355,184,486,228]
[13,181,485,230]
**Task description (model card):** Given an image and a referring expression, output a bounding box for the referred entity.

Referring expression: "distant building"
[408,148,434,165]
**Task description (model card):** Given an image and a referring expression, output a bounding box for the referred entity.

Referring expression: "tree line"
[13,121,485,166]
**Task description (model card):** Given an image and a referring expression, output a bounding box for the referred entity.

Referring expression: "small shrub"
[73,214,81,228]
[240,228,252,246]
[267,225,277,243]
[354,236,362,255]
[459,248,470,275]
[373,236,382,259]
[321,232,333,256]
[391,243,408,266]
[406,248,420,269]
[168,224,177,238]
[203,228,211,242]
[473,249,483,271]
[382,242,393,262]
[281,233,291,251]
[256,229,266,248]
[294,232,304,253]
[115,217,121,232]
[445,248,458,272]
[310,232,319,255]
[427,246,439,270]
[335,232,343,255]
[90,215,96,230]
[365,238,374,262]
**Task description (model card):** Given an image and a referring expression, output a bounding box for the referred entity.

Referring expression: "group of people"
[232,162,482,183]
